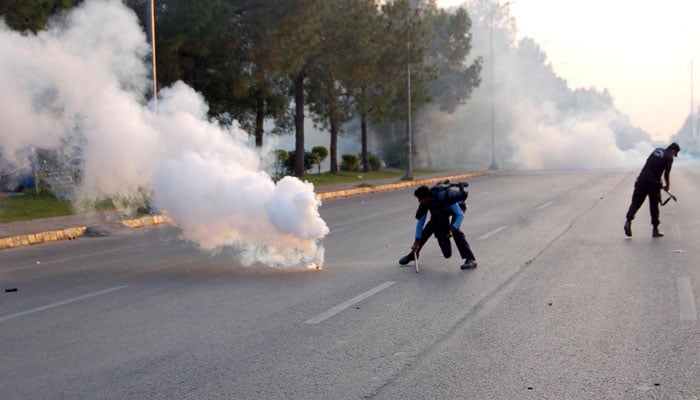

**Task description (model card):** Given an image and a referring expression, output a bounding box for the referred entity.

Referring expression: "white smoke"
[417,0,658,170]
[0,0,328,268]
[506,99,654,169]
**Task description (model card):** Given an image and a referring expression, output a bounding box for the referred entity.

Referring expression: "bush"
[283,150,314,175]
[382,138,407,168]
[340,153,360,172]
[368,153,382,171]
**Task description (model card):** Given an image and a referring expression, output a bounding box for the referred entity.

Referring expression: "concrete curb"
[0,171,492,250]
[0,226,87,250]
[0,215,173,251]
[316,171,493,201]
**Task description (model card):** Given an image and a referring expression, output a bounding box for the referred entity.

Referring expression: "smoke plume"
[0,0,328,268]
[413,0,660,170]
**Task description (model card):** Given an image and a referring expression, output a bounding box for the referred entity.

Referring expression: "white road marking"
[537,201,553,210]
[305,281,396,324]
[478,226,507,240]
[671,223,682,238]
[677,277,697,321]
[0,286,128,323]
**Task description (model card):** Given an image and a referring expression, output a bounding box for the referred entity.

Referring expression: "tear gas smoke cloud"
[0,0,328,268]
[412,1,668,170]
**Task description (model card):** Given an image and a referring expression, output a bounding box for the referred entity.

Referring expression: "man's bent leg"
[452,227,476,262]
[437,235,452,258]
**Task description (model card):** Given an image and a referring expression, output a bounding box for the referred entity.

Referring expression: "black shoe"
[652,227,664,238]
[460,259,477,270]
[624,220,632,237]
[399,252,415,265]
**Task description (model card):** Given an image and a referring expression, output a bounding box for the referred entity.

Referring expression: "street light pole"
[404,61,414,180]
[691,59,695,140]
[146,0,158,109]
[488,7,497,170]
[487,1,517,170]
[403,1,414,181]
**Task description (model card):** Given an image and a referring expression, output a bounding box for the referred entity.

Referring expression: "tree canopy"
[1,0,483,176]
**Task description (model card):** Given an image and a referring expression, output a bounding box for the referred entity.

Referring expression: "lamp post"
[488,1,514,170]
[146,0,157,109]
[403,1,415,181]
[488,7,497,170]
[404,61,414,180]
[691,58,695,140]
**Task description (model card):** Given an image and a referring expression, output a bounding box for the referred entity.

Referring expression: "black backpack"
[430,180,468,207]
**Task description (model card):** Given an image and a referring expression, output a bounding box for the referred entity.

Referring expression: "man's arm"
[412,215,427,251]
[449,203,464,229]
[663,164,672,191]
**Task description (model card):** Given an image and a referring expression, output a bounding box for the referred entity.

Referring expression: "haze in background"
[0,0,328,268]
[440,0,700,142]
[408,0,655,170]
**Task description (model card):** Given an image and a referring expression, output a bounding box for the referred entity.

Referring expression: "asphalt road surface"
[1,168,698,399]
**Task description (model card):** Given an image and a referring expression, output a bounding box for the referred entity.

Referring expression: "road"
[1,168,698,399]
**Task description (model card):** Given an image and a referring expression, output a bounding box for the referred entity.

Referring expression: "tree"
[306,0,369,173]
[150,1,241,112]
[422,6,482,113]
[223,0,294,147]
[125,0,292,148]
[0,0,80,32]
[347,0,424,173]
[264,0,328,176]
[370,0,432,170]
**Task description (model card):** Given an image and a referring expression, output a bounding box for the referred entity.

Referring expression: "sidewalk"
[0,170,492,250]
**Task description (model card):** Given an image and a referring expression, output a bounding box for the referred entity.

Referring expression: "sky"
[439,0,700,141]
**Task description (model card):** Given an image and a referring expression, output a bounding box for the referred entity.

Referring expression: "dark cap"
[667,142,680,154]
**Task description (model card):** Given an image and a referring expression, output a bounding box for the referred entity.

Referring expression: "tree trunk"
[254,91,264,147]
[294,71,306,177]
[328,89,339,173]
[361,113,369,172]
[330,121,338,173]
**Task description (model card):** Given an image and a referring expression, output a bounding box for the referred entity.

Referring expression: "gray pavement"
[0,170,492,250]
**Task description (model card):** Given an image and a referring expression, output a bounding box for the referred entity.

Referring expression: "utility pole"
[488,7,497,170]
[403,2,414,181]
[146,0,157,109]
[691,59,695,140]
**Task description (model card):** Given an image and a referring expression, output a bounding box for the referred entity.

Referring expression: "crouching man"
[399,185,477,270]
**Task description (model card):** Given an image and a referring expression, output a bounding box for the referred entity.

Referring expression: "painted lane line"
[0,286,128,323]
[537,201,553,210]
[478,226,507,240]
[677,277,697,321]
[305,281,396,324]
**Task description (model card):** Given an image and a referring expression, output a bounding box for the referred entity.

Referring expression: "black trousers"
[626,179,661,226]
[416,221,476,261]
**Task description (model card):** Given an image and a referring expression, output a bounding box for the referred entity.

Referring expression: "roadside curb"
[316,170,493,200]
[0,215,173,251]
[0,226,87,250]
[0,170,492,250]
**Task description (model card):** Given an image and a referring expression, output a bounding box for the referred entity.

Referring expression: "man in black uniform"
[624,142,680,238]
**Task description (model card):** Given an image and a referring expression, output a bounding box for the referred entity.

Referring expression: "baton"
[413,251,420,273]
[660,190,677,206]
